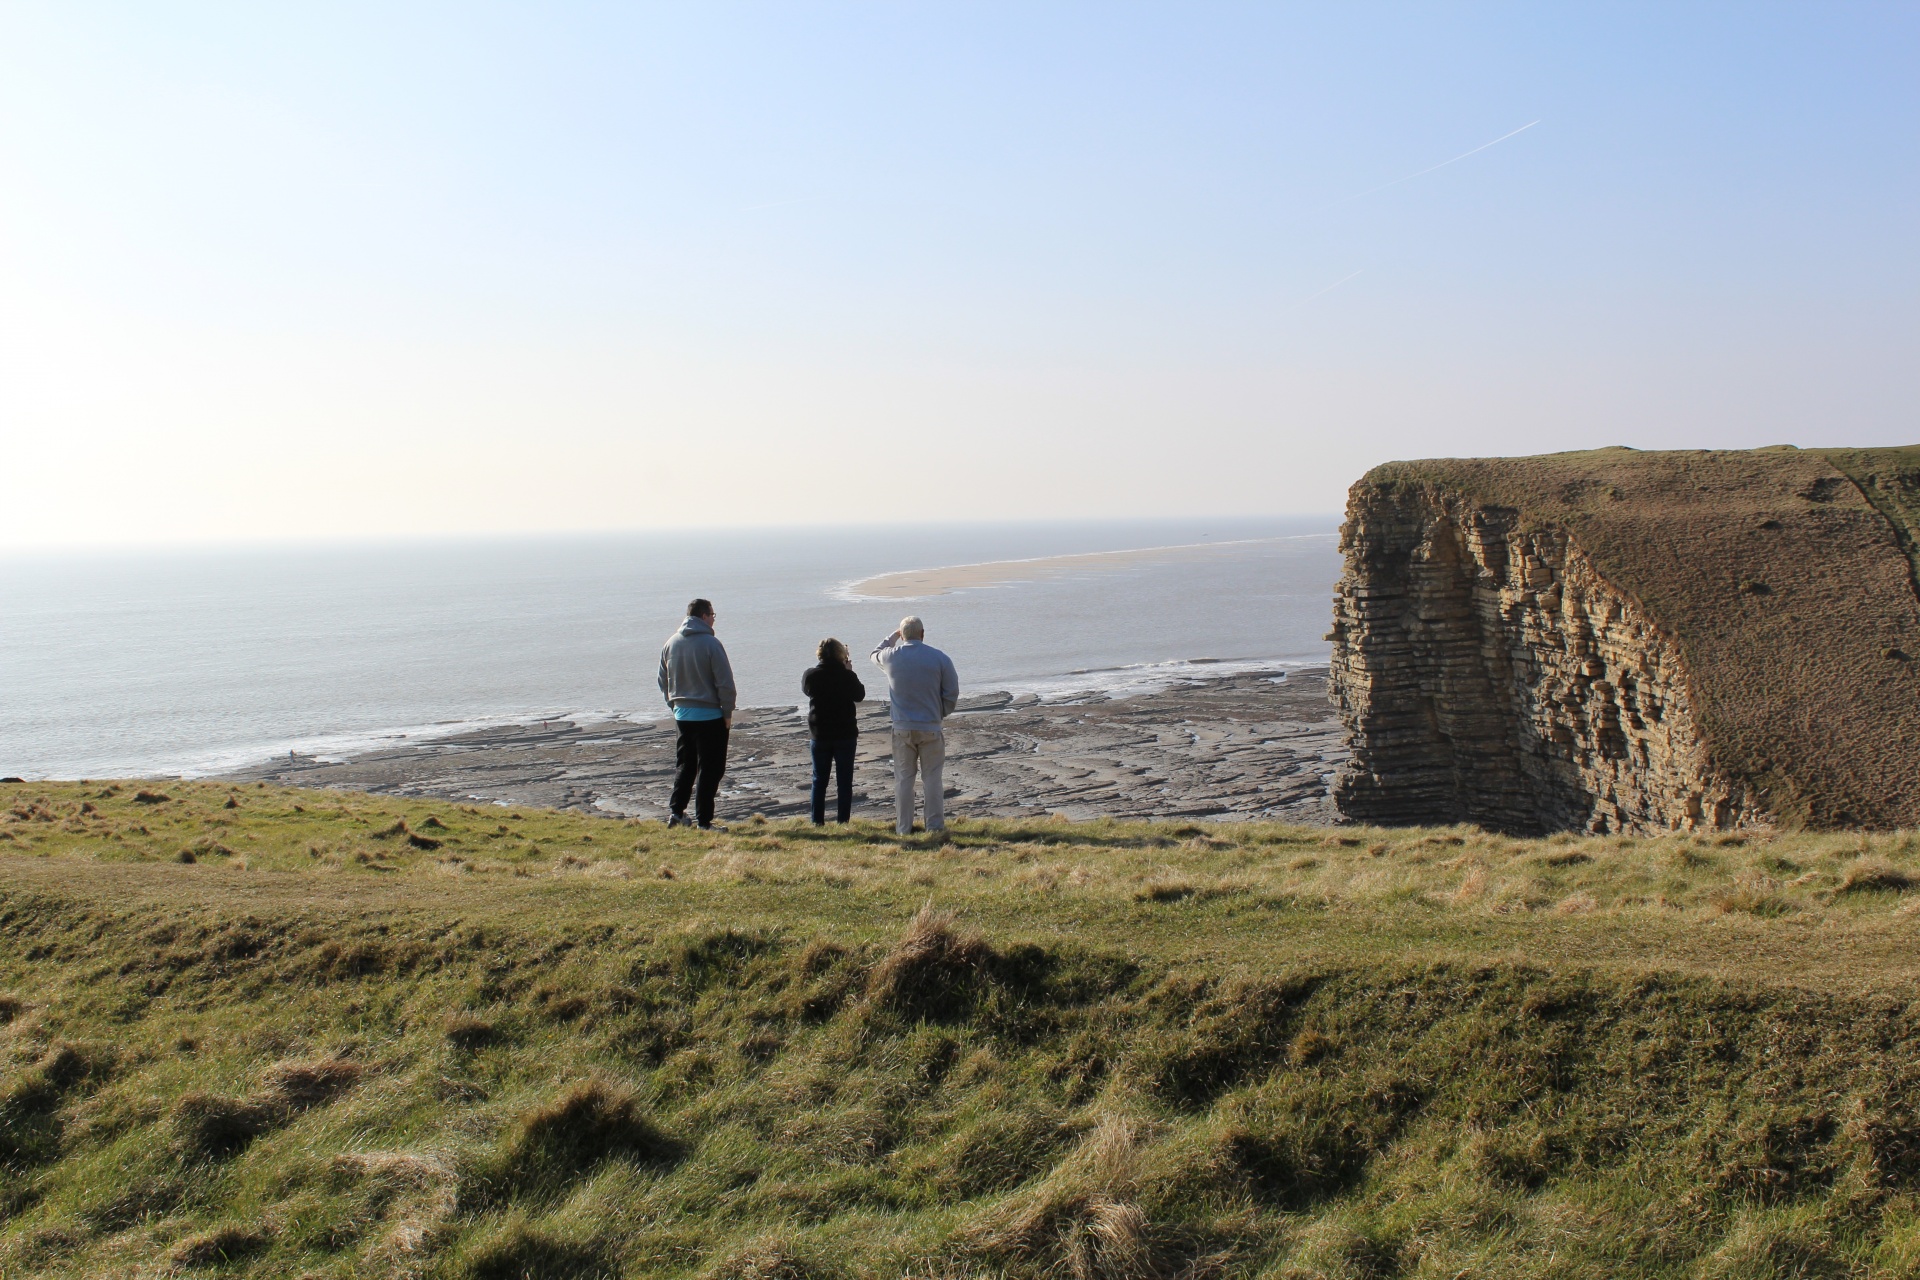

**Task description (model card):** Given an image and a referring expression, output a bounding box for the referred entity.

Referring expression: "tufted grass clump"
[486,1077,682,1198]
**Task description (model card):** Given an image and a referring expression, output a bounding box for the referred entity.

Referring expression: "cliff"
[1329,445,1920,833]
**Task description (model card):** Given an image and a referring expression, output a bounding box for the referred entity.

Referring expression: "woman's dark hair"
[817,637,847,663]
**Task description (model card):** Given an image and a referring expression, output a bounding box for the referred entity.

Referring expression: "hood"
[679,616,714,637]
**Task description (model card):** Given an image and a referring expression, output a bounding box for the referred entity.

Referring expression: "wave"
[87,708,644,781]
[994,656,1314,702]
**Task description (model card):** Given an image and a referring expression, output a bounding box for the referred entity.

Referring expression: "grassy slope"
[9,782,1920,1277]
[1360,445,1920,828]
[1821,446,1920,594]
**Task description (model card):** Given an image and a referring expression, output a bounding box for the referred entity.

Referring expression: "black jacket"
[802,661,866,741]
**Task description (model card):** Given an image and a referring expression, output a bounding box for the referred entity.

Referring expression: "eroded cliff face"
[1329,485,1765,835]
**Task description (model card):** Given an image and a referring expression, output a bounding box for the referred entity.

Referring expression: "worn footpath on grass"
[13,781,1920,1277]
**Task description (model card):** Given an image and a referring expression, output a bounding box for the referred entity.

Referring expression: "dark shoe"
[666,813,691,828]
[698,821,728,832]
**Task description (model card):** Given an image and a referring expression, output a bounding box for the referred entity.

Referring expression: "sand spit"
[841,537,1307,599]
[223,668,1345,824]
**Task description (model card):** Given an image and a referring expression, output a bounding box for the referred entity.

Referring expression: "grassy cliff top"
[1358,445,1920,829]
[11,783,1920,1277]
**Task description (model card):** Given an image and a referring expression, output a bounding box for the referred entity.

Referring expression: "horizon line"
[0,512,1346,561]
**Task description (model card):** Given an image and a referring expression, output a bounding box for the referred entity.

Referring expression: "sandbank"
[842,537,1300,599]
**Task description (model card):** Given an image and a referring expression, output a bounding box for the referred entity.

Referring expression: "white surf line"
[997,656,1316,703]
[834,533,1335,601]
[1319,119,1541,211]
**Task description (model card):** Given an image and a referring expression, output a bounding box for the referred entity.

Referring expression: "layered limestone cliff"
[1329,448,1920,834]
[1330,488,1759,834]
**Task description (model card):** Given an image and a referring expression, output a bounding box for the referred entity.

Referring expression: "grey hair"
[900,616,925,640]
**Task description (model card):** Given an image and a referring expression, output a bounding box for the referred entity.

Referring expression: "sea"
[0,518,1341,780]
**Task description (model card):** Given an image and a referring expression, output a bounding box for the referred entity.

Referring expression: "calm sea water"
[0,519,1340,779]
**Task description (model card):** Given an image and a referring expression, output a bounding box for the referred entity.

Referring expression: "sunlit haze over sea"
[0,520,1340,779]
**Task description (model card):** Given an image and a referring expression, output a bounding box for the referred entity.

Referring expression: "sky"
[1,2,1916,550]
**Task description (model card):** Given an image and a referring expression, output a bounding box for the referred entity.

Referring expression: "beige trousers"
[891,729,946,834]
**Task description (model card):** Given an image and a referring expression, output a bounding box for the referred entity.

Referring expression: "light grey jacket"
[658,617,737,715]
[871,634,959,732]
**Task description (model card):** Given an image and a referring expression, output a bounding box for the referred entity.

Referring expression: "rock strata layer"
[1331,489,1756,834]
[1330,447,1920,833]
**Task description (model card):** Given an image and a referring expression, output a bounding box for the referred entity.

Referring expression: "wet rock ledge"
[224,669,1345,826]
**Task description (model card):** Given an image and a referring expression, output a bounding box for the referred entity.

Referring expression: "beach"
[840,537,1304,599]
[223,666,1344,823]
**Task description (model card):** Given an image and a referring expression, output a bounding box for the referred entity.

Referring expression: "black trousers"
[670,718,729,825]
[809,737,857,824]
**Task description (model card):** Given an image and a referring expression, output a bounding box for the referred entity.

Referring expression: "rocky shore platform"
[222,667,1345,824]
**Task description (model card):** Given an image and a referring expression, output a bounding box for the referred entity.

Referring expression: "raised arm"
[871,629,901,668]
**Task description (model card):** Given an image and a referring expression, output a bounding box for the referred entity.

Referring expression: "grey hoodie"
[658,616,737,715]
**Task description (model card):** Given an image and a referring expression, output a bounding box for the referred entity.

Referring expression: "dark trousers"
[810,737,857,824]
[671,718,729,825]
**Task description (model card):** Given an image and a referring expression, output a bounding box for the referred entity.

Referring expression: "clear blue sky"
[2,3,1915,547]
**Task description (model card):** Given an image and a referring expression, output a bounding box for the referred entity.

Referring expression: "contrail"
[740,195,830,212]
[1321,119,1540,210]
[1302,269,1363,303]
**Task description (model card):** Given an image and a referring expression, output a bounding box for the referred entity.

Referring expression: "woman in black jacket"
[802,638,865,824]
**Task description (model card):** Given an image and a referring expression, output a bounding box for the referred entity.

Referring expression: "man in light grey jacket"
[871,615,959,835]
[658,598,737,829]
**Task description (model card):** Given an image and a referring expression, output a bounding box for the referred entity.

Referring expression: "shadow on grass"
[472,1078,685,1207]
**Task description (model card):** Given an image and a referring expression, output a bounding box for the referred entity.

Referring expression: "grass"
[10,781,1920,1276]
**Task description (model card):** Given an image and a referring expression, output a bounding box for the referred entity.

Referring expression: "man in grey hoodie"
[658,598,737,829]
[871,615,960,835]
